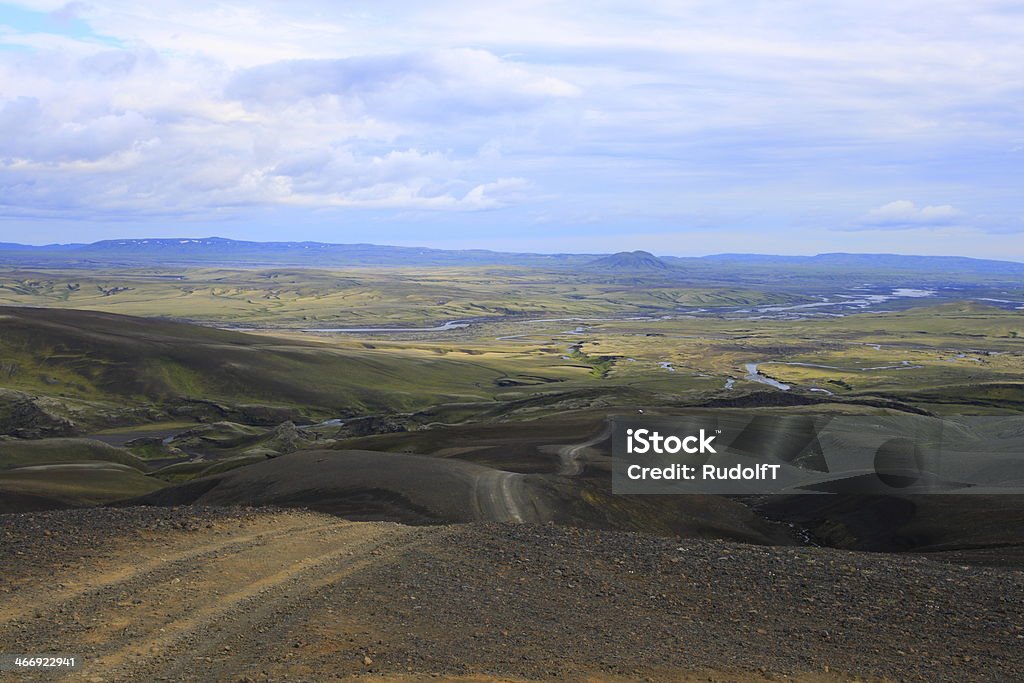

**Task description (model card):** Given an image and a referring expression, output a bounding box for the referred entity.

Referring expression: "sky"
[0,1,1022,258]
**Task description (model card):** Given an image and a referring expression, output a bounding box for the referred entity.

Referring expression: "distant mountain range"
[0,237,590,267]
[1,237,1023,277]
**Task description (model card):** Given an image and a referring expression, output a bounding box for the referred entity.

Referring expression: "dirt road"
[2,507,1022,682]
[470,419,614,523]
[555,419,613,476]
[0,508,434,682]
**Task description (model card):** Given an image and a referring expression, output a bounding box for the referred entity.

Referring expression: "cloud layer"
[0,39,568,217]
[0,1,1022,254]
[858,201,964,230]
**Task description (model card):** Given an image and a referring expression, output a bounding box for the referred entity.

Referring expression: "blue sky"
[0,1,1022,257]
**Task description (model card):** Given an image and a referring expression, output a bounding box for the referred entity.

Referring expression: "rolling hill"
[0,306,516,434]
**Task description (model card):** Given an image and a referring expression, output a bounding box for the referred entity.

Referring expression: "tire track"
[0,513,328,628]
[472,469,529,523]
[0,513,435,682]
[146,527,436,682]
[78,522,425,681]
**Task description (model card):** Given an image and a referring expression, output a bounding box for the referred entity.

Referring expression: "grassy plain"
[562,302,1024,412]
[1,264,1022,516]
[0,266,809,326]
[1,267,1021,434]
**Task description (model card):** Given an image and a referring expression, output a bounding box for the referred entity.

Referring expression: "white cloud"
[224,49,579,121]
[0,39,574,217]
[858,200,964,229]
[0,0,1021,253]
[461,177,532,209]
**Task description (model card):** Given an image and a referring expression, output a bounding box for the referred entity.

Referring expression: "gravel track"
[1,508,1022,682]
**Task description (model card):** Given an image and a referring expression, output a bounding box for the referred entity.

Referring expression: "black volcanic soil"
[1,507,1021,682]
[754,494,1024,567]
[130,449,794,545]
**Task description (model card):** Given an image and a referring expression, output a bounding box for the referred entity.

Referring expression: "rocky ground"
[1,507,1022,682]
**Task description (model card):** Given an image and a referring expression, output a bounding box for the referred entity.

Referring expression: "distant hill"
[0,238,1022,278]
[0,306,512,435]
[586,250,668,270]
[0,237,594,268]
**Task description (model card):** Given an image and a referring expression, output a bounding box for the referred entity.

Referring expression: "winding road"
[469,420,613,523]
[556,420,614,476]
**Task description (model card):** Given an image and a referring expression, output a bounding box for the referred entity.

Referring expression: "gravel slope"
[1,508,1021,682]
